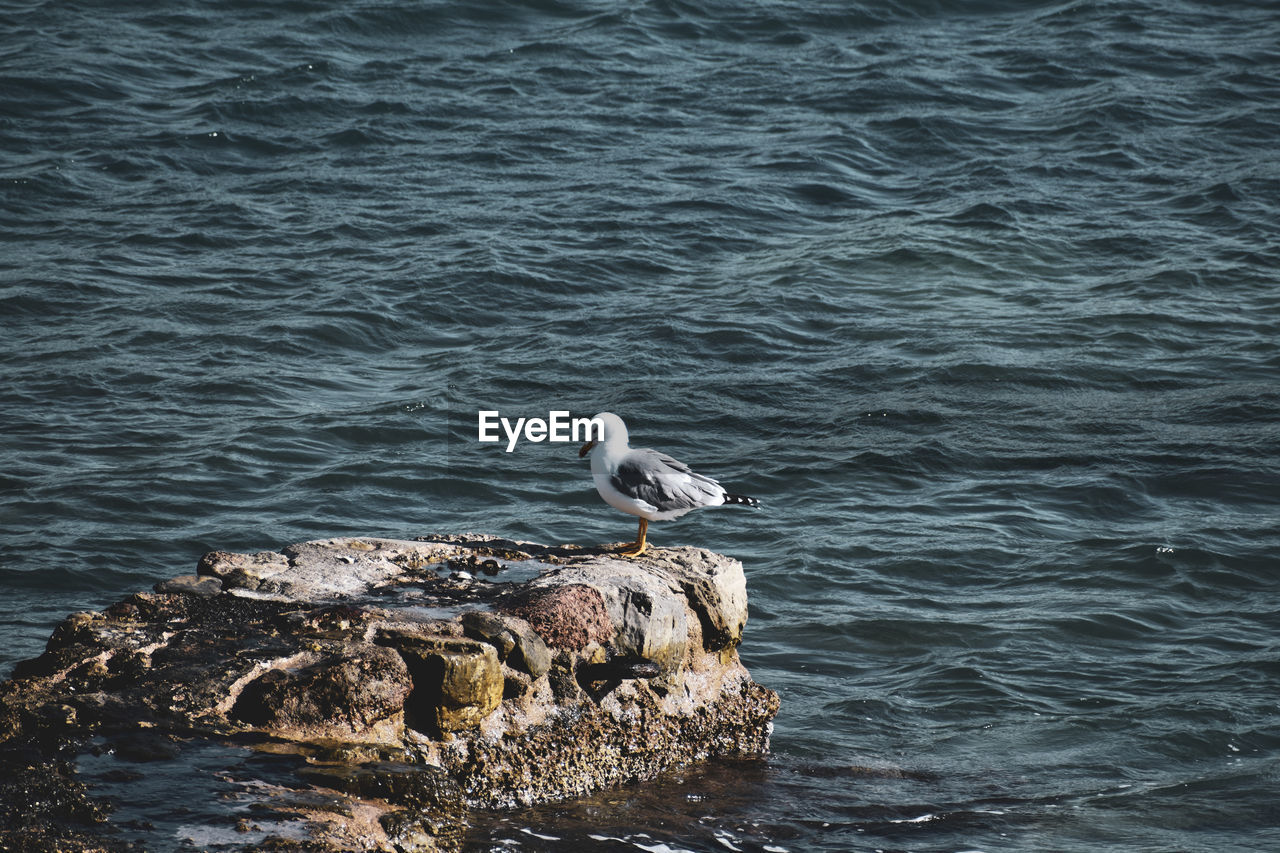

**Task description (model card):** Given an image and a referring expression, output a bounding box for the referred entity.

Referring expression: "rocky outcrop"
[0,535,777,852]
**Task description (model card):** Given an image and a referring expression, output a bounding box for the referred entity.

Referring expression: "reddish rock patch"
[497,583,615,651]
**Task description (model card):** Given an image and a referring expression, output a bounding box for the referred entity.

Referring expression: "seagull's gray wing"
[611,448,724,512]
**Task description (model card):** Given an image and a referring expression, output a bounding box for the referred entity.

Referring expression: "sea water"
[2,0,1278,850]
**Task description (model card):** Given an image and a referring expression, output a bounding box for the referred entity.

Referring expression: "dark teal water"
[3,0,1279,850]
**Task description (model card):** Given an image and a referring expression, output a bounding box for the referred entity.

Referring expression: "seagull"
[578,412,759,557]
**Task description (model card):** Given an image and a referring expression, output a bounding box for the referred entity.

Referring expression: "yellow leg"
[618,517,648,557]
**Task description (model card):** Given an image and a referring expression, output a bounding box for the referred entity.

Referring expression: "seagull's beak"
[579,440,598,458]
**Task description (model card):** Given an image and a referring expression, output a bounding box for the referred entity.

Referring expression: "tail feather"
[722,493,760,508]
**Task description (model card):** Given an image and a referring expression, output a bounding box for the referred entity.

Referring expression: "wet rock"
[512,555,711,681]
[383,634,503,734]
[198,538,461,600]
[230,643,413,740]
[0,535,777,852]
[460,611,552,679]
[154,573,224,597]
[301,761,466,852]
[547,649,583,703]
[578,657,663,682]
[198,548,291,593]
[0,748,121,852]
[496,582,615,651]
[651,548,749,652]
[521,559,695,680]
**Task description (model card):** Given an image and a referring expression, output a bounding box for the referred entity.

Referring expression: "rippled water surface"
[3,0,1279,850]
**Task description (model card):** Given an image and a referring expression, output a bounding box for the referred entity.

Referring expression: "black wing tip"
[723,493,760,508]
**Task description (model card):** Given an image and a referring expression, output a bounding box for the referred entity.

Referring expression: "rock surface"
[0,535,778,852]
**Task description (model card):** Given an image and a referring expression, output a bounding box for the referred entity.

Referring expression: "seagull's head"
[578,411,628,458]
